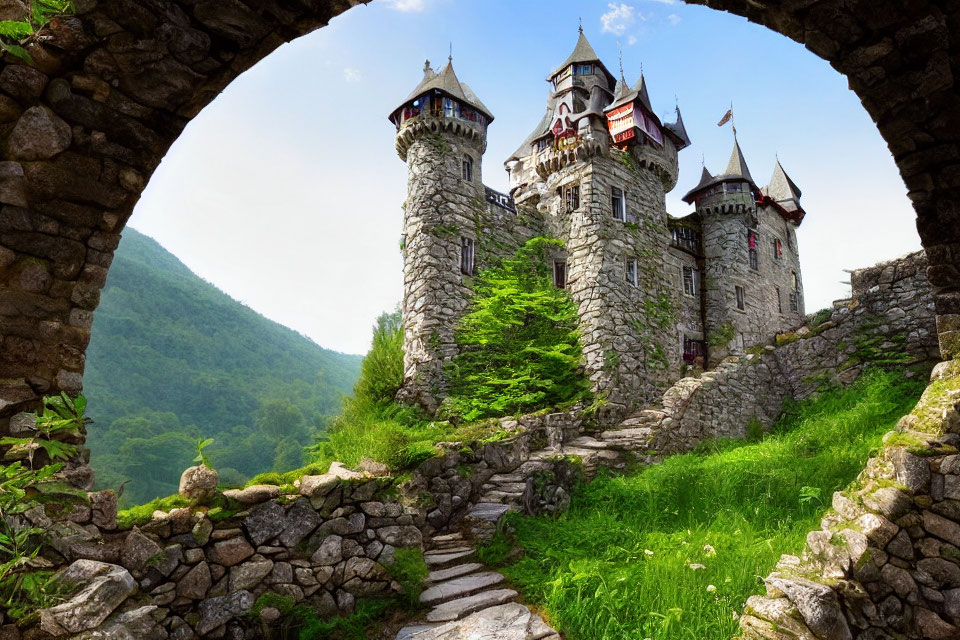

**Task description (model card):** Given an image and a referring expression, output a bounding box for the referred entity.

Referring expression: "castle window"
[460,237,475,276]
[789,291,798,312]
[574,64,594,76]
[625,258,638,286]
[771,238,782,260]
[554,261,567,288]
[776,287,782,313]
[611,187,626,222]
[462,156,473,182]
[537,138,551,152]
[563,184,580,212]
[747,230,759,270]
[683,337,706,364]
[726,182,743,193]
[682,266,698,297]
[735,286,745,310]
[430,94,443,117]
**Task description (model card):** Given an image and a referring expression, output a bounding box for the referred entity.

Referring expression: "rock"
[311,535,343,566]
[222,484,281,505]
[917,557,960,588]
[89,490,118,530]
[70,605,166,640]
[277,499,322,547]
[299,474,339,499]
[914,607,958,639]
[862,486,912,520]
[396,603,557,640]
[426,589,519,623]
[229,559,274,591]
[120,528,163,571]
[39,560,136,635]
[8,107,71,160]
[207,537,254,567]
[0,64,48,101]
[328,462,364,480]
[243,501,285,546]
[178,465,218,503]
[419,572,505,604]
[342,556,382,583]
[890,449,930,493]
[924,510,960,547]
[177,561,212,599]
[358,458,391,476]
[192,517,213,546]
[880,563,917,598]
[196,590,255,636]
[857,513,899,548]
[319,513,365,536]
[378,525,422,547]
[763,577,852,640]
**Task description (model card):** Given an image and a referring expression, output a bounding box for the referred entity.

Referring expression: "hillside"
[83,228,362,505]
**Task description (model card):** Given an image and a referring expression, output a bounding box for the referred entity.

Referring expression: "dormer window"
[462,156,473,182]
[574,64,594,75]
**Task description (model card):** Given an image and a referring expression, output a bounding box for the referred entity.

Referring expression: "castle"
[388,30,807,418]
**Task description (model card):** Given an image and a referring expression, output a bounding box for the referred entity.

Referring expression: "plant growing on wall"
[0,0,75,63]
[445,237,590,421]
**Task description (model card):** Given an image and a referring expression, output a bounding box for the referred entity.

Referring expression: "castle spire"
[724,137,754,184]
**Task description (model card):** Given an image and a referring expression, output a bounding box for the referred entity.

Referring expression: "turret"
[389,59,494,412]
[683,138,806,364]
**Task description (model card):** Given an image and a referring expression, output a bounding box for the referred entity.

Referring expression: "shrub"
[445,237,590,421]
[384,548,429,609]
[353,309,404,405]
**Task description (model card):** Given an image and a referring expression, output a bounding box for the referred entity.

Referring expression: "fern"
[0,0,75,64]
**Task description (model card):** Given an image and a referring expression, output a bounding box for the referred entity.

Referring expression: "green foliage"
[84,229,362,506]
[445,237,590,421]
[251,597,396,640]
[352,310,404,405]
[707,322,735,348]
[0,392,90,467]
[0,0,74,63]
[116,494,192,530]
[0,460,84,622]
[808,308,833,328]
[476,530,513,567]
[384,548,429,609]
[194,437,215,469]
[498,369,924,640]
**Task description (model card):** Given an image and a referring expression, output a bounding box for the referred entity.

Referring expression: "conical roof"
[507,107,553,162]
[664,105,691,150]
[682,166,716,202]
[390,59,494,122]
[605,73,654,114]
[632,74,652,112]
[723,137,754,184]
[766,159,802,202]
[548,31,616,85]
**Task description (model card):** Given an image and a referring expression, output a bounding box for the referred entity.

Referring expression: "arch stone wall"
[0,2,956,406]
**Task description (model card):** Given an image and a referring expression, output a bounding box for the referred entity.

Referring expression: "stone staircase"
[395,532,560,640]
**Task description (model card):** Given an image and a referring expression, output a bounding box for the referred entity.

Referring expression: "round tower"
[388,59,493,412]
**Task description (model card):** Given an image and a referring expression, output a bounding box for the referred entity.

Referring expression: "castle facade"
[388,31,807,418]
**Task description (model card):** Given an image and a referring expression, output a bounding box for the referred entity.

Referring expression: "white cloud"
[343,67,362,83]
[600,3,636,36]
[667,13,681,25]
[627,35,638,46]
[386,0,425,12]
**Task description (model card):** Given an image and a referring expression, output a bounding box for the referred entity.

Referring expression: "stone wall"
[741,358,960,640]
[615,250,939,455]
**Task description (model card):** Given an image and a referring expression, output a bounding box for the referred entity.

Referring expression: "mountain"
[83,228,362,505]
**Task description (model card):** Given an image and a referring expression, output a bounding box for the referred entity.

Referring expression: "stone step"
[479,490,524,503]
[419,571,506,605]
[426,588,519,622]
[489,473,525,483]
[428,562,483,583]
[431,533,464,544]
[467,502,514,522]
[424,549,476,568]
[396,603,560,640]
[424,546,473,556]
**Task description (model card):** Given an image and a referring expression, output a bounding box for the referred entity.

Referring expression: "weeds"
[499,369,924,640]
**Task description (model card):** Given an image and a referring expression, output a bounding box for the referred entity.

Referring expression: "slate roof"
[548,31,616,85]
[390,60,494,122]
[765,159,802,203]
[664,105,692,150]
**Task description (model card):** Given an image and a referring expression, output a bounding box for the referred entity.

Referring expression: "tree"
[446,237,591,421]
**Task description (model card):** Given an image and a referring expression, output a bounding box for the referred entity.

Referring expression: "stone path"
[395,532,560,640]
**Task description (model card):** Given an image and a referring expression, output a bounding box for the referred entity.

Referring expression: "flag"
[717,109,733,127]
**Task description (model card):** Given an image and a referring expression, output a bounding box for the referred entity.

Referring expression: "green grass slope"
[84,228,362,505]
[494,369,925,640]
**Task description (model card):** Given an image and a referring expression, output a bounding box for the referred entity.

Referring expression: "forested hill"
[84,228,363,505]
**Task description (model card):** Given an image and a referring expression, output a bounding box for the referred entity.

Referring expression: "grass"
[492,369,924,640]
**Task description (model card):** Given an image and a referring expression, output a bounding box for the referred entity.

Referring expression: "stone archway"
[0,0,957,421]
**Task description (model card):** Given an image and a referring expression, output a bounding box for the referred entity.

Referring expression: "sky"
[125,0,922,356]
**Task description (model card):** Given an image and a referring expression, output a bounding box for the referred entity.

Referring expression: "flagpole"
[731,100,736,138]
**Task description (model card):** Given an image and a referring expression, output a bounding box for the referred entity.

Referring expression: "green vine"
[0,0,74,64]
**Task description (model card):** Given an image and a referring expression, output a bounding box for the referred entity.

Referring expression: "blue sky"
[126,0,921,355]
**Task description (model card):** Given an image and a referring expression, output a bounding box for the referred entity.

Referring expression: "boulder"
[69,605,166,640]
[7,106,71,160]
[39,560,136,636]
[222,484,281,505]
[177,561,212,600]
[242,501,285,546]
[764,577,852,640]
[396,603,557,640]
[178,465,218,503]
[207,537,254,567]
[119,528,163,572]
